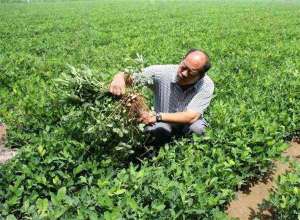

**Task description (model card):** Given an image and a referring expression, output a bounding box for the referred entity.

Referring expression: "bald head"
[176,49,211,85]
[184,49,211,75]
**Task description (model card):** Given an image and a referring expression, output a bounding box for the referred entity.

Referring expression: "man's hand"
[138,111,156,125]
[109,72,126,96]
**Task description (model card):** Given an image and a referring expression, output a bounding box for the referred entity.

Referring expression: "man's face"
[176,55,203,85]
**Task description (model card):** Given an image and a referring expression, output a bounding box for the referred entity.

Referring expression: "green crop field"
[0,0,299,219]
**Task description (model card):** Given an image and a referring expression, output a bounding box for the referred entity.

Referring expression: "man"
[109,49,214,145]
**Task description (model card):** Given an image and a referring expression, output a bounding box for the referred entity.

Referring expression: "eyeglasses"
[179,61,200,76]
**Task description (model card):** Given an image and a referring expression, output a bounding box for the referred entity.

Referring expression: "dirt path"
[0,124,17,164]
[226,141,300,220]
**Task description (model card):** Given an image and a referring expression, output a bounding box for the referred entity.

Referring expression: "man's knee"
[188,119,207,135]
[144,122,172,137]
[144,122,173,146]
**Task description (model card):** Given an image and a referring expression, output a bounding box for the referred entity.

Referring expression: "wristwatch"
[155,112,162,122]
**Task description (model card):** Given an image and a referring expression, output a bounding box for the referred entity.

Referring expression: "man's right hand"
[109,72,126,96]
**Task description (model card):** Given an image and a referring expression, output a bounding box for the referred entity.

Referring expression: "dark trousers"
[144,119,207,146]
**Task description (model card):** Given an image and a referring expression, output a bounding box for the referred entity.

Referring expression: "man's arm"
[139,110,201,125]
[161,111,201,124]
[109,66,157,96]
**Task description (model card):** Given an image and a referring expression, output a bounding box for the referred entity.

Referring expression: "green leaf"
[36,198,49,214]
[97,196,113,208]
[57,187,67,201]
[112,189,126,196]
[6,215,17,220]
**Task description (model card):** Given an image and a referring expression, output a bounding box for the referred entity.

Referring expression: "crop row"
[259,162,300,219]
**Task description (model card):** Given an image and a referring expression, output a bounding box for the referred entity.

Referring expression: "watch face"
[157,113,162,122]
[156,113,162,122]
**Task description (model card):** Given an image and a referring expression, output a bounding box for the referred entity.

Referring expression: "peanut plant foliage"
[56,65,150,163]
[0,0,299,219]
[260,162,300,220]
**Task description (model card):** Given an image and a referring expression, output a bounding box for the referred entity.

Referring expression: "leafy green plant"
[0,0,299,219]
[260,162,300,219]
[56,65,151,163]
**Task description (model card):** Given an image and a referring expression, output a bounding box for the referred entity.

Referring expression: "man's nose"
[182,70,188,77]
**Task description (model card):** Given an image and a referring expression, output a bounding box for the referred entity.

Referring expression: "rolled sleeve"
[186,85,214,115]
[132,65,160,89]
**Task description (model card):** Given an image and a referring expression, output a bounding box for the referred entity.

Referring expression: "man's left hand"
[138,111,156,125]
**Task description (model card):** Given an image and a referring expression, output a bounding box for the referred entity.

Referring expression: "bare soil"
[226,141,300,220]
[0,124,17,164]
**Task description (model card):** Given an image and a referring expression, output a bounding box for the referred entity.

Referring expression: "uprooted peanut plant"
[56,64,153,164]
